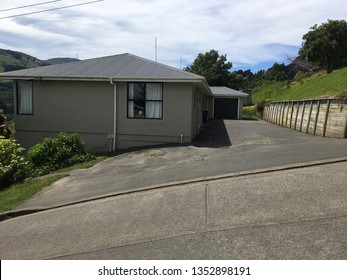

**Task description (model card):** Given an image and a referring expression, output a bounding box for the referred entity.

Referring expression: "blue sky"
[1,0,346,72]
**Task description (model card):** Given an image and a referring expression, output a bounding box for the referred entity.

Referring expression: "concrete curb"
[1,157,347,222]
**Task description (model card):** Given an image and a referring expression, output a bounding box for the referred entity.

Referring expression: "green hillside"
[44,57,79,65]
[0,49,80,73]
[0,49,79,115]
[0,49,48,72]
[252,67,347,103]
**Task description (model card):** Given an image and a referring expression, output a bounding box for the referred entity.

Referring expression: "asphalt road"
[0,161,346,259]
[14,120,347,210]
[0,119,346,259]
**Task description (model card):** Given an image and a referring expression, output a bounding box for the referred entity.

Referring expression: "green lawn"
[252,67,347,103]
[0,156,107,213]
[0,174,67,213]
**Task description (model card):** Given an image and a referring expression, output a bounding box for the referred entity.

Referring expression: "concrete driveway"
[14,119,347,211]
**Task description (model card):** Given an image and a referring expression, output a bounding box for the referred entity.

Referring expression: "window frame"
[127,82,163,120]
[16,80,34,115]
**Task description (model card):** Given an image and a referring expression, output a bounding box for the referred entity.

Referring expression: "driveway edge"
[1,156,347,222]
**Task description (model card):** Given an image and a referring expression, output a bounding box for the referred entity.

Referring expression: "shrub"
[336,91,347,105]
[242,106,257,120]
[0,111,12,139]
[294,71,312,83]
[28,132,94,176]
[0,138,27,188]
[255,99,270,118]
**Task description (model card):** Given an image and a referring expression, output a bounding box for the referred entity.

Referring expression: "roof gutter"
[0,76,112,82]
[0,76,213,95]
[0,75,206,83]
[213,94,249,98]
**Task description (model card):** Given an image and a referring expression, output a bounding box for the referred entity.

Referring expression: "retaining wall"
[263,99,347,138]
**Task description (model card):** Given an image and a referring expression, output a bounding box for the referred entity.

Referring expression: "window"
[17,81,33,115]
[128,82,163,119]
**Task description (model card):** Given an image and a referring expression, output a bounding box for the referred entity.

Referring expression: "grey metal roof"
[210,86,249,98]
[0,53,204,81]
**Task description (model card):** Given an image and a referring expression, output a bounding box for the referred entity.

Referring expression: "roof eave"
[0,71,213,95]
[0,75,207,83]
[213,94,249,98]
[0,76,111,81]
[111,77,204,83]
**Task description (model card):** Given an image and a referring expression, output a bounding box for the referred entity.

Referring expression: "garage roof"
[210,86,249,98]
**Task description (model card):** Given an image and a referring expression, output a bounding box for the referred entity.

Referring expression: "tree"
[265,63,289,81]
[184,49,232,86]
[229,72,246,90]
[229,69,255,90]
[286,55,320,73]
[299,20,347,74]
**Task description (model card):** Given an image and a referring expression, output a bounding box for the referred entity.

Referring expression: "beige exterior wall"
[190,85,206,138]
[15,80,114,152]
[238,98,244,119]
[15,80,210,152]
[116,82,195,149]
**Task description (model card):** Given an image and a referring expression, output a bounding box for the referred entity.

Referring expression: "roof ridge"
[125,53,204,78]
[46,53,130,68]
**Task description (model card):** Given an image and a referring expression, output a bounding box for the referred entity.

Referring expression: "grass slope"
[252,67,347,103]
[0,174,67,213]
[0,156,107,213]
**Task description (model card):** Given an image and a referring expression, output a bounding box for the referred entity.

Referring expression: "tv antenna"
[155,37,158,62]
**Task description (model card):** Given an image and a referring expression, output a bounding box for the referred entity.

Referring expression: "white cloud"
[1,0,347,71]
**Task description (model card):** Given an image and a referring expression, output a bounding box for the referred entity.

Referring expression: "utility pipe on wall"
[110,78,117,151]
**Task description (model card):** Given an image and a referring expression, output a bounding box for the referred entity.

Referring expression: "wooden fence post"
[278,103,281,125]
[322,99,330,137]
[313,100,321,135]
[294,101,300,130]
[289,101,294,128]
[299,101,306,132]
[306,101,313,134]
[285,102,290,127]
[281,102,286,126]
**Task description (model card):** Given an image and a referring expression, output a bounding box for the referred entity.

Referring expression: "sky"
[0,0,346,72]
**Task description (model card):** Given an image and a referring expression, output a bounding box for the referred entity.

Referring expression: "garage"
[211,86,249,120]
[214,98,238,119]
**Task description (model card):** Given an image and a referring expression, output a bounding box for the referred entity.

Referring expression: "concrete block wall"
[263,99,347,138]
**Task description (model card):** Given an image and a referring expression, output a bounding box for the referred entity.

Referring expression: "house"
[0,53,213,152]
[211,86,249,120]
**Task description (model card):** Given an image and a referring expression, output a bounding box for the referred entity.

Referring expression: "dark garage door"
[214,98,238,119]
